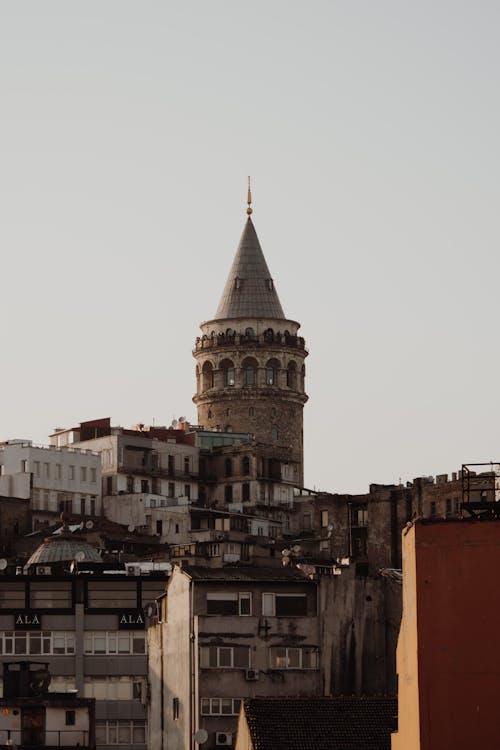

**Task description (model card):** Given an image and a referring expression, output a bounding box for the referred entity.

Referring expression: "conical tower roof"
[215,217,285,320]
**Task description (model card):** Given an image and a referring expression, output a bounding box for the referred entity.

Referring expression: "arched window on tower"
[242,357,258,386]
[271,427,278,443]
[202,361,214,391]
[286,361,297,389]
[265,358,280,386]
[220,359,235,387]
[245,327,255,339]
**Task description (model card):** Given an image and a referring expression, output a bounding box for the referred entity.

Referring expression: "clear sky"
[1,1,499,493]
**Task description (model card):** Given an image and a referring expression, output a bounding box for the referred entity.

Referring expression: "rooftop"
[242,697,398,750]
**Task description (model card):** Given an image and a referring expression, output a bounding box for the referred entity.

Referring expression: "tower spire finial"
[246,176,253,216]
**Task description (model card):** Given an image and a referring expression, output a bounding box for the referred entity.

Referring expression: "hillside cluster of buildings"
[1,199,499,749]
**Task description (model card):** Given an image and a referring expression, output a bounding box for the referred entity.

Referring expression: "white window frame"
[269,646,319,670]
[0,631,75,656]
[206,592,252,616]
[83,631,146,655]
[201,698,242,716]
[262,593,307,617]
[199,645,250,669]
[95,720,146,745]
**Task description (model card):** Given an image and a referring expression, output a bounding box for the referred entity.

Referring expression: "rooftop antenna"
[246,176,253,215]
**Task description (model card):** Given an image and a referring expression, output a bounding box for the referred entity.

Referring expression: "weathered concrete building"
[392,518,500,750]
[148,565,321,750]
[0,526,171,750]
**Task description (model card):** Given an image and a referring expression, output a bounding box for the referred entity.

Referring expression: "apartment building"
[0,527,170,750]
[0,440,102,529]
[50,418,199,540]
[148,565,321,750]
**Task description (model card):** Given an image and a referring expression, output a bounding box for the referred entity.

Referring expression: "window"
[321,510,329,527]
[81,466,87,482]
[242,456,250,475]
[184,485,191,499]
[80,497,86,516]
[68,465,74,480]
[354,508,368,526]
[248,407,254,416]
[84,676,144,701]
[245,367,255,385]
[34,461,40,477]
[90,497,96,516]
[127,476,134,493]
[168,482,175,497]
[271,427,278,443]
[269,646,318,669]
[90,467,97,483]
[84,631,146,655]
[262,593,308,617]
[266,367,275,385]
[225,459,232,478]
[242,483,250,502]
[225,485,233,503]
[141,480,149,493]
[173,697,180,720]
[30,582,72,608]
[206,592,252,616]
[201,698,241,716]
[44,463,50,479]
[200,645,250,668]
[95,720,146,745]
[0,631,74,655]
[86,582,137,609]
[430,501,436,517]
[245,327,255,338]
[21,459,28,473]
[184,457,190,473]
[446,498,452,515]
[65,711,76,726]
[55,464,61,480]
[302,514,312,530]
[156,520,163,536]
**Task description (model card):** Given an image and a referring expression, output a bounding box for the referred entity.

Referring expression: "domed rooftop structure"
[27,517,101,566]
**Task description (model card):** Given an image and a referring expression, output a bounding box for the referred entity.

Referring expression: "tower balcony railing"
[194,332,307,353]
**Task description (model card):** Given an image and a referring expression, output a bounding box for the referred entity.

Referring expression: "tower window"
[235,278,242,289]
[226,367,235,386]
[248,407,254,417]
[245,367,255,385]
[202,362,214,390]
[271,428,278,443]
[245,327,255,339]
[266,367,275,385]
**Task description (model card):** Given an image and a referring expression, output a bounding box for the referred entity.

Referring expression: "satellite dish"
[292,545,301,554]
[127,524,135,533]
[194,729,208,745]
[0,559,7,571]
[281,549,291,557]
[85,520,94,530]
[75,551,86,562]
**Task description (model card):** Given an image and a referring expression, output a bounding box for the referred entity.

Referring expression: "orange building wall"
[393,520,500,750]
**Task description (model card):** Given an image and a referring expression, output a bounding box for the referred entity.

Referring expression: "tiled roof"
[242,697,397,750]
[180,565,311,582]
[214,218,285,320]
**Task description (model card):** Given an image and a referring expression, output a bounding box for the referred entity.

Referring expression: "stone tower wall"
[193,320,308,483]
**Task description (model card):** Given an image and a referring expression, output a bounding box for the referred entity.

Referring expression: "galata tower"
[193,184,308,484]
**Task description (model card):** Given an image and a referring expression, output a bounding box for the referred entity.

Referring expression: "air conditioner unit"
[36,566,51,575]
[245,668,259,681]
[216,732,233,746]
